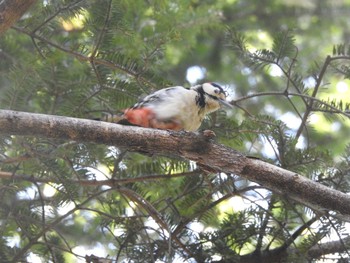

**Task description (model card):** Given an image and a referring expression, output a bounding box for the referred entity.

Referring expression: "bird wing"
[144,87,197,120]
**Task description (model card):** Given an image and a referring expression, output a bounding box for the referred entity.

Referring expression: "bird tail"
[99,113,125,123]
[94,112,139,127]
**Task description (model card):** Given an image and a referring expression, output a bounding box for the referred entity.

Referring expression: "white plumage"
[123,83,232,131]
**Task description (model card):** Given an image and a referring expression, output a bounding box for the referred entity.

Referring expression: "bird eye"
[214,89,220,94]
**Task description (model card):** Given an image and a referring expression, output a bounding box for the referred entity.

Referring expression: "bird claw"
[199,130,216,140]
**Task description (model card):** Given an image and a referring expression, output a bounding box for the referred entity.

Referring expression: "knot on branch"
[168,130,213,154]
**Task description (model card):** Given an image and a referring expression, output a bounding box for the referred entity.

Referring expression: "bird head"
[201,82,233,108]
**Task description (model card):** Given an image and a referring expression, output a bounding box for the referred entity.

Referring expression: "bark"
[0,0,37,34]
[0,109,350,221]
[307,236,350,259]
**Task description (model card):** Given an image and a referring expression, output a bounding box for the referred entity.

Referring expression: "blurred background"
[1,0,350,262]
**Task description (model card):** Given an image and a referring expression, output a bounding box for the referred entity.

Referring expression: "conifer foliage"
[1,0,350,262]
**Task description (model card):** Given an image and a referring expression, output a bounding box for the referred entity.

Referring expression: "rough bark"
[0,109,350,221]
[0,0,37,34]
[307,236,350,259]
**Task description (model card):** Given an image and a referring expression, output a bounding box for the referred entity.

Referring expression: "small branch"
[30,0,86,58]
[118,187,194,258]
[233,90,350,118]
[172,185,266,237]
[1,109,350,221]
[31,0,85,34]
[11,26,156,89]
[295,55,332,139]
[283,217,319,250]
[324,214,350,258]
[0,170,200,186]
[90,0,112,58]
[11,187,112,262]
[256,197,275,252]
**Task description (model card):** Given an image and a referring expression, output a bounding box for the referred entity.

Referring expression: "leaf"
[272,30,296,62]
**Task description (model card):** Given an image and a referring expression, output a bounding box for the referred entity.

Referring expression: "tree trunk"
[0,0,37,34]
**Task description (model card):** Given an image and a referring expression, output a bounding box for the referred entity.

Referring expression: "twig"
[11,188,112,262]
[11,26,156,89]
[295,55,331,139]
[233,91,350,118]
[0,170,201,186]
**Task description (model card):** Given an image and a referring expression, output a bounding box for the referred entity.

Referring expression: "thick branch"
[307,236,350,259]
[0,0,37,34]
[1,109,350,220]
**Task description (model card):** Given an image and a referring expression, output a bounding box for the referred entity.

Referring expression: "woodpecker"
[113,82,232,132]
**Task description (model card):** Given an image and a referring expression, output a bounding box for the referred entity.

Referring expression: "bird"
[111,82,232,131]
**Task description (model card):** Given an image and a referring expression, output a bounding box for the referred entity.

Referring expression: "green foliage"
[1,0,350,262]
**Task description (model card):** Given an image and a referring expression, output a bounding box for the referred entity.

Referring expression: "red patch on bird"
[124,107,182,130]
[124,108,155,128]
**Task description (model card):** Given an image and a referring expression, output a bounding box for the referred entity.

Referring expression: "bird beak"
[218,98,233,108]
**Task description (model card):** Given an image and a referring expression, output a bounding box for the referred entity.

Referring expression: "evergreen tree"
[1,0,350,262]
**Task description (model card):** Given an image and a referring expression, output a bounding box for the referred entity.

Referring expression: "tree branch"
[295,55,332,139]
[307,236,350,259]
[0,170,200,186]
[1,109,350,221]
[0,0,37,34]
[11,26,157,89]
